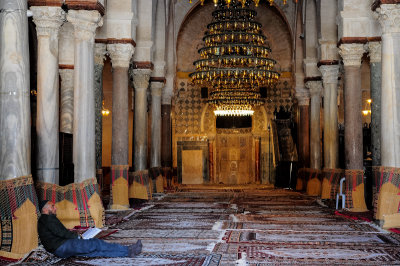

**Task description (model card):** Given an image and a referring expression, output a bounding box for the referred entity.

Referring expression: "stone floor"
[16,187,400,265]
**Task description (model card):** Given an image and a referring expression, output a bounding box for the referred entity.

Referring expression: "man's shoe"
[129,240,142,257]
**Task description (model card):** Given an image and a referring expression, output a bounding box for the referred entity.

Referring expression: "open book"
[81,227,102,239]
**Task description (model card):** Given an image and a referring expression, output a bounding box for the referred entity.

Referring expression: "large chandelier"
[189,0,295,6]
[189,0,280,116]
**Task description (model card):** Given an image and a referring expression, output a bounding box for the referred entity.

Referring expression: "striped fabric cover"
[0,176,39,259]
[36,178,104,228]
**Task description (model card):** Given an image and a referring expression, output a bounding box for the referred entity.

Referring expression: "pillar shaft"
[94,43,106,171]
[67,10,103,182]
[319,65,340,169]
[150,82,163,167]
[161,104,172,167]
[0,0,31,179]
[296,91,310,168]
[307,81,323,170]
[377,5,400,167]
[107,43,134,166]
[339,43,365,170]
[132,69,151,171]
[31,6,64,183]
[59,69,74,134]
[368,42,382,167]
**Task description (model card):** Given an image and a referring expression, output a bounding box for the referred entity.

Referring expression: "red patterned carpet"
[16,188,400,265]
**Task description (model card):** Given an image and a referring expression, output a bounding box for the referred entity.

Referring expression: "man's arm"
[45,215,79,239]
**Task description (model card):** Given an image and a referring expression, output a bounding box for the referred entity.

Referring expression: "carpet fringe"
[235,252,247,265]
[212,221,222,230]
[123,204,155,220]
[230,214,239,222]
[316,198,328,208]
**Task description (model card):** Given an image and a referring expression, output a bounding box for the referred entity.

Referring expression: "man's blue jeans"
[54,238,129,258]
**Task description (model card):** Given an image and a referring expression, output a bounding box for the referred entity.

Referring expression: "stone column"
[31,6,64,184]
[208,137,215,183]
[254,136,261,183]
[150,82,163,168]
[377,5,400,167]
[161,103,172,167]
[108,43,134,166]
[132,69,151,171]
[59,22,74,134]
[0,0,40,258]
[367,42,382,167]
[107,43,134,209]
[296,91,310,168]
[94,43,107,188]
[59,69,74,134]
[67,10,103,182]
[306,81,323,170]
[319,64,340,169]
[0,0,31,179]
[339,43,365,170]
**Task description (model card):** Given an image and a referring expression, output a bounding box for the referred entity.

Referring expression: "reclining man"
[38,200,142,258]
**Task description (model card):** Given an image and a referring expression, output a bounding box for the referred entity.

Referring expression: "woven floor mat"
[222,230,400,246]
[221,221,381,232]
[54,253,221,266]
[214,243,400,265]
[14,189,400,265]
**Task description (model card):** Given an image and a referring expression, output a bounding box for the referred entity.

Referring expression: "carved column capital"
[152,60,166,77]
[305,81,323,98]
[67,10,103,43]
[376,4,400,34]
[339,43,366,67]
[319,65,340,84]
[150,82,164,97]
[31,6,65,37]
[367,41,382,63]
[131,69,152,90]
[295,88,310,106]
[107,43,134,68]
[94,43,107,66]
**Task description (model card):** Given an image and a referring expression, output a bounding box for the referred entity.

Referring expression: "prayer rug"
[62,253,221,266]
[213,243,400,265]
[223,230,400,246]
[16,246,62,265]
[221,221,381,232]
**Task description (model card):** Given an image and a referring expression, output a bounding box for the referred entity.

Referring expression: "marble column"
[377,5,400,167]
[108,43,134,166]
[296,91,310,168]
[94,43,107,188]
[150,82,163,168]
[367,42,382,167]
[31,6,64,184]
[306,81,323,170]
[59,69,74,134]
[161,104,172,167]
[208,137,215,183]
[339,43,365,170]
[67,10,103,182]
[59,22,74,134]
[0,0,31,179]
[319,65,340,169]
[132,69,151,171]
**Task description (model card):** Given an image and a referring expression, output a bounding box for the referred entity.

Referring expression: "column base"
[373,166,400,228]
[149,167,164,193]
[305,168,322,196]
[129,170,152,200]
[0,176,39,260]
[36,178,104,229]
[344,169,368,212]
[109,165,130,210]
[321,168,345,200]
